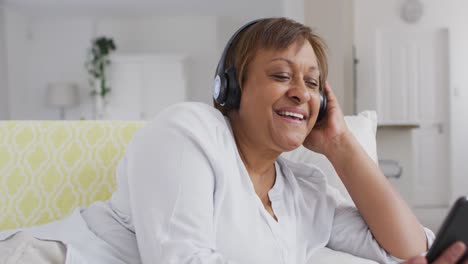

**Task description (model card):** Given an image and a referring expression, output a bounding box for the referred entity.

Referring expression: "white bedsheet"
[0,209,126,264]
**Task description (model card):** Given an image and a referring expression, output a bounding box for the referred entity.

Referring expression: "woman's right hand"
[403,241,467,264]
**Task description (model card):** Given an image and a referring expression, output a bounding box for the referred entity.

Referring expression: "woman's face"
[235,40,321,152]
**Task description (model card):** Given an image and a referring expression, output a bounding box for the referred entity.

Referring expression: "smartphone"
[426,196,468,263]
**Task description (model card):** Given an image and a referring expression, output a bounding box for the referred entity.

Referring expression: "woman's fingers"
[323,81,337,105]
[433,241,466,264]
[401,242,466,264]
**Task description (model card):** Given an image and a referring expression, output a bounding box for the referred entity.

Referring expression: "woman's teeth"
[278,111,304,120]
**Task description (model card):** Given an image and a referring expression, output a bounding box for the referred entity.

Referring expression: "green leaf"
[86,35,117,98]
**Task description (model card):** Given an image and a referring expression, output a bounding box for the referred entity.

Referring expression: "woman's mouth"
[275,111,307,125]
[276,111,305,121]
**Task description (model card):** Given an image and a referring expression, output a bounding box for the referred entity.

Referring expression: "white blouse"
[0,102,434,264]
[109,102,433,263]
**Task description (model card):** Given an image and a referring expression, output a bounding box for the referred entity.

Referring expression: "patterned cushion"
[0,121,145,230]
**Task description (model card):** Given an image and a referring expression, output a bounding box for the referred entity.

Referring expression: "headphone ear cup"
[223,67,241,110]
[213,74,228,105]
[317,90,327,122]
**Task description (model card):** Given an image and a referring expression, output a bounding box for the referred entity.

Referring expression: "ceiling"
[2,0,284,17]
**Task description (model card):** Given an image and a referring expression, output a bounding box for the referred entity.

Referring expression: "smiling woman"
[230,42,321,153]
[1,17,465,264]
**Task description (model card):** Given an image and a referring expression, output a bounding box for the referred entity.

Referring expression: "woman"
[0,17,466,264]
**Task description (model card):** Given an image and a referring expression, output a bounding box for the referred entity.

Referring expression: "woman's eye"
[272,74,290,81]
[305,80,319,88]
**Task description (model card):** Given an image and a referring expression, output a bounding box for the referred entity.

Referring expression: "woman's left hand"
[401,241,467,264]
[303,81,349,155]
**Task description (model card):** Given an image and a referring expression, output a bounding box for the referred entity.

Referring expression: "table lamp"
[47,82,79,120]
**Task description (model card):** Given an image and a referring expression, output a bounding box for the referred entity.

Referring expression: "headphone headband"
[213,19,263,107]
[214,19,263,82]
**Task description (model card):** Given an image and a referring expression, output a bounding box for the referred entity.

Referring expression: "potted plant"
[86,36,117,118]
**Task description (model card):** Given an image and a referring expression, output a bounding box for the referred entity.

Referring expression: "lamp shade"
[47,82,79,107]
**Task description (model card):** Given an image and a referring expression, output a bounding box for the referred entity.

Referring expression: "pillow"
[281,111,378,204]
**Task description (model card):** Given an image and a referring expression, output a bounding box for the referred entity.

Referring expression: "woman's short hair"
[214,17,328,115]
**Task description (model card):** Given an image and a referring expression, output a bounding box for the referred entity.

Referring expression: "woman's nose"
[287,78,311,104]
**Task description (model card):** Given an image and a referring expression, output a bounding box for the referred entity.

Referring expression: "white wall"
[3,0,284,18]
[3,12,222,119]
[0,3,8,119]
[96,16,219,105]
[354,0,468,203]
[5,10,94,120]
[304,0,355,115]
[5,8,29,119]
[283,0,305,23]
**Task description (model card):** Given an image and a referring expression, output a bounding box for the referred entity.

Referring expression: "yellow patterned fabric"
[0,121,145,231]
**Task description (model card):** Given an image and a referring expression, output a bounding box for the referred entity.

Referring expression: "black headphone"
[213,18,327,122]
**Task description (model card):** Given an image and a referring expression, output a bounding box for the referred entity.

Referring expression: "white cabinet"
[106,54,187,120]
[356,27,451,208]
[357,29,449,127]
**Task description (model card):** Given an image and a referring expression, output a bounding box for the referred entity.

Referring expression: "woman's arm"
[305,83,427,259]
[326,131,427,259]
[125,105,238,264]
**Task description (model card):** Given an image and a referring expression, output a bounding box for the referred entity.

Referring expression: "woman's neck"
[229,113,279,221]
[229,114,279,180]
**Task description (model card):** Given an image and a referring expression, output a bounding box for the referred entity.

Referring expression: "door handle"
[437,123,444,134]
[378,159,402,178]
[418,122,444,134]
